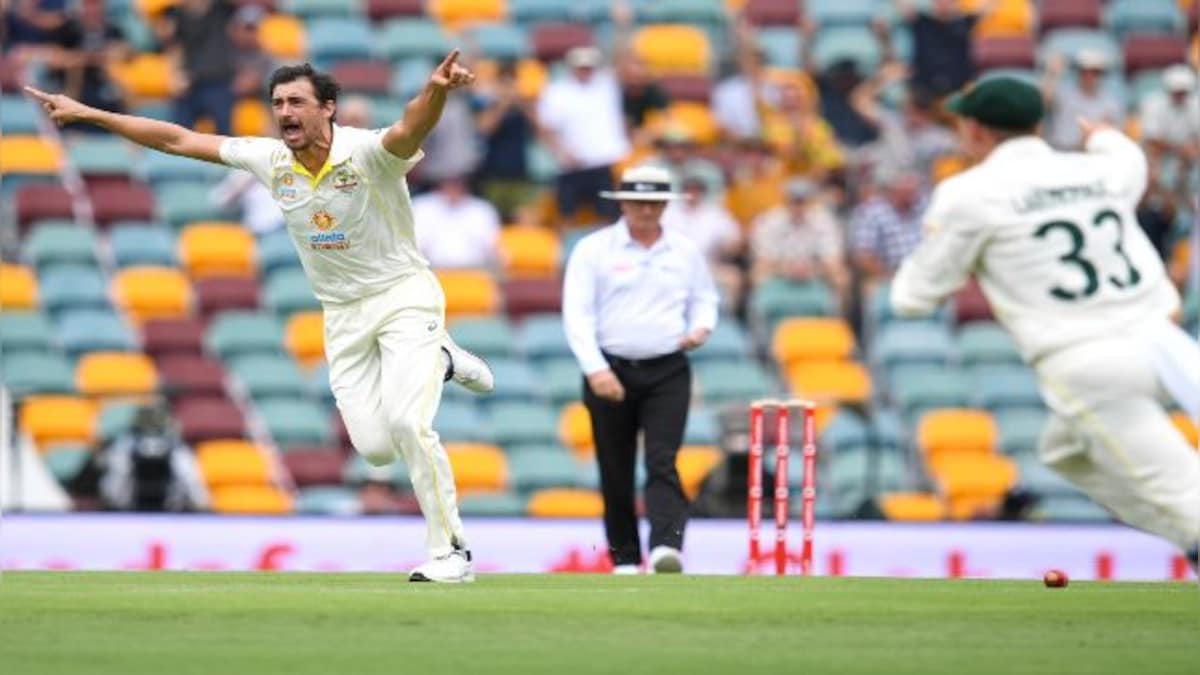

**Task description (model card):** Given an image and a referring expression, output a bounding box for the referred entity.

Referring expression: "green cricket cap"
[944,76,1045,130]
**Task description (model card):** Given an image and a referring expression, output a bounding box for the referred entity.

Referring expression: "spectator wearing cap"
[474,60,537,221]
[663,172,744,310]
[850,61,957,177]
[751,179,848,303]
[850,168,928,285]
[563,165,719,575]
[645,125,726,200]
[412,175,501,270]
[536,46,631,224]
[1139,64,1200,200]
[155,0,237,135]
[1041,48,1124,150]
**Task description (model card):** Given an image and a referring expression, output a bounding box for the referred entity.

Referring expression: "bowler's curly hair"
[267,63,341,122]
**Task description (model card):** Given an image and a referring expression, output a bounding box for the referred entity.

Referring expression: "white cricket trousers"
[1034,325,1200,553]
[323,269,466,557]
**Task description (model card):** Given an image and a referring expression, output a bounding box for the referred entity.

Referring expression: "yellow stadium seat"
[916,409,998,461]
[211,485,294,514]
[932,154,970,184]
[498,225,561,278]
[928,454,1018,520]
[436,269,500,318]
[879,492,946,522]
[557,401,594,457]
[526,488,605,518]
[632,25,711,76]
[109,54,177,99]
[178,222,257,279]
[76,352,159,397]
[0,263,39,310]
[971,0,1033,38]
[644,102,720,145]
[19,396,98,449]
[135,0,177,17]
[516,58,547,99]
[428,0,506,28]
[233,99,271,137]
[786,360,872,406]
[1171,412,1198,448]
[259,14,306,60]
[285,311,326,369]
[447,442,509,493]
[676,445,723,500]
[0,136,63,175]
[197,439,272,488]
[771,317,856,366]
[111,266,192,323]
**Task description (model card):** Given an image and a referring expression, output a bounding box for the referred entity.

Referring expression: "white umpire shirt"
[563,218,720,375]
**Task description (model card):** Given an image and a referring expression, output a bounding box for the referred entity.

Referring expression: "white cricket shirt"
[891,130,1180,363]
[219,125,427,304]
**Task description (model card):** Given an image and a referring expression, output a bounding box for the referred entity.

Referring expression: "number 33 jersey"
[891,129,1179,363]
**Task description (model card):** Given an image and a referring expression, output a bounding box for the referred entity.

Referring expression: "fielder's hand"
[24,86,88,126]
[587,369,626,402]
[1076,116,1114,145]
[430,50,476,90]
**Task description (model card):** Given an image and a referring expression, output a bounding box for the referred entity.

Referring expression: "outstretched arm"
[382,49,476,159]
[25,85,226,163]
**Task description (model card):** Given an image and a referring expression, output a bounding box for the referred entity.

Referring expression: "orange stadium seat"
[970,0,1034,38]
[1171,412,1198,448]
[0,136,63,175]
[498,226,561,278]
[233,99,271,137]
[916,409,999,461]
[632,25,711,76]
[786,359,872,406]
[644,102,720,145]
[928,454,1018,520]
[197,439,272,488]
[447,442,509,493]
[526,488,605,518]
[676,446,723,500]
[771,317,856,366]
[210,485,294,514]
[516,58,548,99]
[427,0,506,28]
[111,267,193,323]
[557,401,593,457]
[135,0,177,17]
[76,352,159,397]
[109,54,177,99]
[436,269,500,318]
[259,14,307,60]
[19,396,98,448]
[285,311,326,368]
[0,263,39,310]
[178,222,257,279]
[879,492,947,522]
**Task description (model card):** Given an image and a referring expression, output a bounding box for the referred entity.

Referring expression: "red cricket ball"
[1043,569,1069,588]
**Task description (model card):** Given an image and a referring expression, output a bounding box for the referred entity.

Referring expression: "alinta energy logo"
[309,209,350,249]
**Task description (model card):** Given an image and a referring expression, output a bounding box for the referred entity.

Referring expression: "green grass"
[1,573,1197,674]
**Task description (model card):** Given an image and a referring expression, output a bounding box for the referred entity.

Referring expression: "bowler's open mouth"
[281,122,302,142]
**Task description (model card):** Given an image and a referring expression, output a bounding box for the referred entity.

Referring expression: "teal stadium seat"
[296,486,362,515]
[39,266,110,315]
[155,181,234,230]
[306,17,374,66]
[450,316,517,359]
[391,58,438,97]
[518,314,573,362]
[969,365,1043,412]
[866,281,951,329]
[1,351,76,397]
[683,407,718,445]
[510,0,575,24]
[26,224,99,269]
[264,268,320,316]
[1106,0,1186,39]
[540,358,582,406]
[466,23,530,60]
[691,319,751,363]
[823,449,912,517]
[56,309,135,357]
[889,365,969,419]
[458,491,527,516]
[378,21,451,63]
[487,402,559,447]
[308,364,336,409]
[812,26,882,73]
[68,136,137,177]
[110,223,176,267]
[343,453,410,486]
[995,408,1047,456]
[485,359,542,402]
[694,361,777,406]
[138,150,226,186]
[281,0,360,19]
[207,311,286,359]
[638,0,726,28]
[1017,456,1084,498]
[258,398,334,448]
[1,95,41,134]
[750,278,835,333]
[435,400,489,443]
[805,0,878,28]
[821,409,871,453]
[757,27,803,68]
[957,322,1021,367]
[257,229,302,275]
[44,446,92,484]
[508,446,581,493]
[1039,28,1122,71]
[0,312,55,354]
[1034,495,1111,523]
[872,321,954,371]
[97,402,139,444]
[229,354,309,400]
[870,407,906,454]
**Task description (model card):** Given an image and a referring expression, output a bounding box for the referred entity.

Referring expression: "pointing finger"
[24,85,51,102]
[439,49,461,72]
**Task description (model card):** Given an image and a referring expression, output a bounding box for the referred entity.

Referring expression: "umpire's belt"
[602,351,684,369]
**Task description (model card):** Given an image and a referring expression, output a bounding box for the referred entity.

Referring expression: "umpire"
[563,166,720,574]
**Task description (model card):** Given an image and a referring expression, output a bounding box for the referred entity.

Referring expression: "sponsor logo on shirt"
[311,210,337,231]
[274,172,300,202]
[308,210,350,249]
[332,167,359,194]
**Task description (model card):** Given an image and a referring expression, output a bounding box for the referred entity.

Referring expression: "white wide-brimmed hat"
[599,166,681,201]
[1163,64,1196,92]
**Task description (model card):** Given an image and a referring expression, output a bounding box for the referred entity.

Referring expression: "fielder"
[891,77,1200,567]
[27,52,493,583]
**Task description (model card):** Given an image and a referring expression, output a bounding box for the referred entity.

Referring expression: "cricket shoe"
[648,546,683,574]
[612,564,642,575]
[442,336,494,394]
[409,549,475,583]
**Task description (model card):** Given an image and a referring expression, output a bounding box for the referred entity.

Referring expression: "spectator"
[759,74,844,180]
[850,168,928,284]
[412,175,501,269]
[474,59,536,221]
[2,0,67,52]
[43,0,129,125]
[750,178,848,304]
[338,94,372,128]
[536,45,630,224]
[1042,49,1124,150]
[892,0,995,97]
[850,61,957,177]
[228,3,273,100]
[415,89,481,189]
[645,125,725,199]
[1140,64,1200,202]
[725,134,786,229]
[712,19,777,140]
[95,403,209,512]
[156,0,237,135]
[663,173,744,309]
[609,0,668,143]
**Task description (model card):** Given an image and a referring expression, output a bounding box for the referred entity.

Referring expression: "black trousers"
[555,165,620,221]
[583,351,691,566]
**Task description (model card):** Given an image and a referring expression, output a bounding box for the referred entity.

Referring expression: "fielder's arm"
[24,86,226,163]
[383,49,475,159]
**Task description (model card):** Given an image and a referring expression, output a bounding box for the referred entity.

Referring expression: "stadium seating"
[174,397,246,443]
[26,224,99,269]
[76,352,159,397]
[112,267,193,323]
[179,223,258,279]
[0,264,39,310]
[285,311,326,368]
[147,353,223,400]
[0,312,54,354]
[438,269,501,318]
[110,223,178,268]
[19,396,97,448]
[526,487,605,518]
[194,276,261,317]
